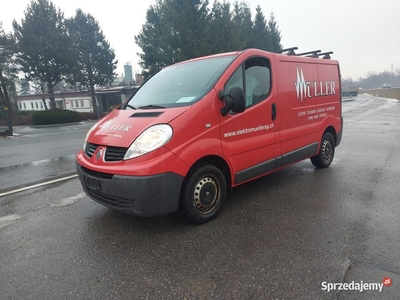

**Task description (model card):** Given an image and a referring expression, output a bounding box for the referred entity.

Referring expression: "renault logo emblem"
[96,148,103,160]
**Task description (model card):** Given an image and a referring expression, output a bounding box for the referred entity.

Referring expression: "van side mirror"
[218,87,246,116]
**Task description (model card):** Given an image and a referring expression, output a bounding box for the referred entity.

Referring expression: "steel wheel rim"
[321,139,333,163]
[193,175,220,214]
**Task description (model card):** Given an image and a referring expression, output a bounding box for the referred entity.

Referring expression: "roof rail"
[274,47,298,55]
[305,51,333,59]
[274,47,333,59]
[318,51,333,59]
[296,50,321,57]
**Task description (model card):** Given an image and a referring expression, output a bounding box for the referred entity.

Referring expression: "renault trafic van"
[76,47,343,223]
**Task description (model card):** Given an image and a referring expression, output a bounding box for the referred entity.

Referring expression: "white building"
[16,86,140,115]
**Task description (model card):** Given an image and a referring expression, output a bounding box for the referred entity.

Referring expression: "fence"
[0,106,13,136]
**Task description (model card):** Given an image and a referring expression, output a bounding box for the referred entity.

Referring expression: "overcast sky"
[1,0,399,80]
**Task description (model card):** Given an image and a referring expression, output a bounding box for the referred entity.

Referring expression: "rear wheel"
[181,165,227,224]
[311,132,335,168]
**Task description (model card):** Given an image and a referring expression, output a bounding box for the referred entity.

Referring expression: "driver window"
[245,58,271,107]
[224,57,271,110]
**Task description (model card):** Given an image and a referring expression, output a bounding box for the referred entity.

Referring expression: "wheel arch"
[323,126,338,146]
[179,155,232,205]
[185,155,232,187]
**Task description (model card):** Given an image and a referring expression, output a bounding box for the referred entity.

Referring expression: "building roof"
[94,85,140,95]
[16,85,140,101]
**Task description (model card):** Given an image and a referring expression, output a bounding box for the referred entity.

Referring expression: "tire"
[311,132,335,168]
[181,165,227,224]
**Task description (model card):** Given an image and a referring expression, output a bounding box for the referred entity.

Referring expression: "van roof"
[172,47,337,67]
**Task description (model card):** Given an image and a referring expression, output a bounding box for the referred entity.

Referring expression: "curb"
[30,120,97,128]
[0,134,19,139]
[0,171,78,197]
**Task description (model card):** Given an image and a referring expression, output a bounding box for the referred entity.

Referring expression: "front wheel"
[181,165,227,224]
[311,132,335,168]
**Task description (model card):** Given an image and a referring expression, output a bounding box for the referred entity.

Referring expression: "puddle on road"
[0,214,21,229]
[0,155,78,196]
[50,193,86,207]
[0,155,76,171]
[31,155,76,166]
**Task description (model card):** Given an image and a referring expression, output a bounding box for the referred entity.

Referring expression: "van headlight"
[83,123,98,150]
[124,124,173,160]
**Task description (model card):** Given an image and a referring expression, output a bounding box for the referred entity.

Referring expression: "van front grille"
[85,143,98,158]
[85,143,128,162]
[105,147,128,161]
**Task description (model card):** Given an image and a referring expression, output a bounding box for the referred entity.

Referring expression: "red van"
[76,47,343,223]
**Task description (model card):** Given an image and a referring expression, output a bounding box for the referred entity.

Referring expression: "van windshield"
[124,55,236,109]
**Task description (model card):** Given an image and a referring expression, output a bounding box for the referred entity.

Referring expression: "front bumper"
[76,163,184,216]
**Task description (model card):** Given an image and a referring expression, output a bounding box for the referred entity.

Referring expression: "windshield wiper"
[125,104,137,110]
[138,104,166,109]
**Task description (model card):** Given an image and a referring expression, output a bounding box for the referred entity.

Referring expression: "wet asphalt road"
[1,95,400,299]
[0,122,94,192]
[0,123,94,168]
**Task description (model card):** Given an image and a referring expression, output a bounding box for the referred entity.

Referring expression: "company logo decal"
[294,66,336,104]
[96,148,103,160]
[295,67,308,103]
[101,120,132,132]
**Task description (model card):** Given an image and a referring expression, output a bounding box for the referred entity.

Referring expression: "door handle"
[272,103,277,121]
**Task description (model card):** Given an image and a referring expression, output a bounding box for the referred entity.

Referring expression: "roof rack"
[317,51,333,59]
[274,47,298,55]
[296,50,321,57]
[274,47,333,59]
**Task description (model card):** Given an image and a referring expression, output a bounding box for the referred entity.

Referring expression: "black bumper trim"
[76,163,184,217]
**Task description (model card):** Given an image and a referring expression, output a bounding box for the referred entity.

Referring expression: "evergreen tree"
[252,5,270,51]
[163,0,210,61]
[136,0,210,79]
[136,1,284,77]
[31,78,49,110]
[209,0,243,53]
[268,12,282,52]
[232,1,253,49]
[13,0,75,109]
[135,4,172,79]
[0,23,19,116]
[66,9,117,118]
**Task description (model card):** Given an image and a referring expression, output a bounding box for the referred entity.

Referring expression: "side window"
[244,58,271,107]
[224,65,243,94]
[224,57,271,110]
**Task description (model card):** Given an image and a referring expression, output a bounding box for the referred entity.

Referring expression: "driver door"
[220,56,280,185]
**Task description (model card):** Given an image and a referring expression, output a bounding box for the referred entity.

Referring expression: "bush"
[14,110,33,116]
[12,114,32,126]
[31,109,81,125]
[79,112,97,121]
